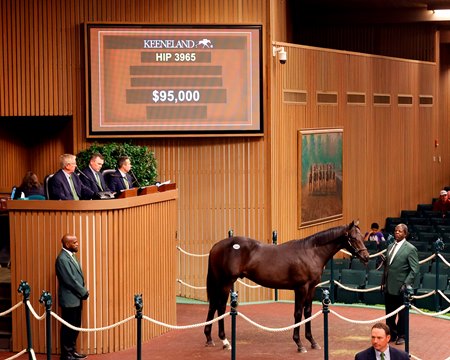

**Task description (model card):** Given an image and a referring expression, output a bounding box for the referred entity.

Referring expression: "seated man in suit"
[355,323,409,360]
[80,153,110,194]
[48,154,95,200]
[107,155,134,193]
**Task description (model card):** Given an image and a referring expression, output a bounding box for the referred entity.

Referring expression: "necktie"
[380,352,385,360]
[72,255,80,270]
[389,242,398,264]
[69,175,80,200]
[123,176,129,189]
[95,172,103,190]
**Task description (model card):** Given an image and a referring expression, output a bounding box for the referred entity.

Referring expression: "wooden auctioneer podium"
[6,185,178,355]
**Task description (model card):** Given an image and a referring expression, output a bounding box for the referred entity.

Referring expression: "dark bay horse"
[204,221,369,353]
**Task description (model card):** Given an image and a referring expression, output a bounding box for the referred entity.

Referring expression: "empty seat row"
[315,269,450,310]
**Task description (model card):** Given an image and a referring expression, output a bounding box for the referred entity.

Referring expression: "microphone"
[129,169,142,188]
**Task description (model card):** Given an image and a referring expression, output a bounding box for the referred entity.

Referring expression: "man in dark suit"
[382,223,419,345]
[107,155,134,193]
[355,323,409,360]
[80,153,110,193]
[48,154,95,200]
[55,234,89,360]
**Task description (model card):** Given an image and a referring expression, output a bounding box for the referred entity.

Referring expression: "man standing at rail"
[55,234,89,360]
[381,223,419,345]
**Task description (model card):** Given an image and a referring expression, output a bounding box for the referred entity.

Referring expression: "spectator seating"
[409,241,429,252]
[400,210,420,219]
[435,225,450,235]
[336,269,366,304]
[326,258,350,271]
[430,262,450,278]
[363,270,384,305]
[415,273,448,311]
[416,203,433,213]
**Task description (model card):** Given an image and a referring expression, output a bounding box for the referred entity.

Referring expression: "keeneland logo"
[143,38,214,49]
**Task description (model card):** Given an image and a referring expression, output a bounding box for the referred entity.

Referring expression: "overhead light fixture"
[427,4,450,17]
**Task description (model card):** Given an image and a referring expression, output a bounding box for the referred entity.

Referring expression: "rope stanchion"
[134,294,143,360]
[230,291,238,360]
[17,281,33,360]
[39,291,52,360]
[322,290,331,360]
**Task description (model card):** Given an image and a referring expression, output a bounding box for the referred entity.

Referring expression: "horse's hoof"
[205,341,215,347]
[311,343,321,350]
[222,339,231,350]
[297,346,307,353]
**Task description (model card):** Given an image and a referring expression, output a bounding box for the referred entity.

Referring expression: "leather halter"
[345,230,367,255]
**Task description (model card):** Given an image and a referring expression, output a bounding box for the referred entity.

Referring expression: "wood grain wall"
[1,0,450,309]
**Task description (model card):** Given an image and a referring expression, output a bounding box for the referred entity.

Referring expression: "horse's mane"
[296,225,347,248]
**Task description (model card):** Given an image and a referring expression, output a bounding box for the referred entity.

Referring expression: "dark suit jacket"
[80,167,110,193]
[383,240,419,295]
[48,169,94,200]
[107,170,134,193]
[355,346,410,360]
[55,250,88,308]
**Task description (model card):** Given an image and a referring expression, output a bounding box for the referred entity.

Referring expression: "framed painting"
[298,128,343,228]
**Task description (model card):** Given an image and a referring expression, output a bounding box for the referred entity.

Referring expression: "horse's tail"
[206,254,216,303]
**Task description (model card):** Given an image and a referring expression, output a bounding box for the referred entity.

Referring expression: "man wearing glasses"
[48,154,95,200]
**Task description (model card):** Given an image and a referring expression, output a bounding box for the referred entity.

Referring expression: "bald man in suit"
[55,234,89,360]
[382,223,419,345]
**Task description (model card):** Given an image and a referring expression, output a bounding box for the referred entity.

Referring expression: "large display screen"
[85,24,262,137]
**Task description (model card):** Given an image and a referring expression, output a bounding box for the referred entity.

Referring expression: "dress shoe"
[72,352,87,359]
[395,337,405,345]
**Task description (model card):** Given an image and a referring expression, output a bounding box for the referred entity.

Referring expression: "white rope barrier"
[329,305,406,325]
[368,249,386,259]
[5,349,27,360]
[177,279,206,290]
[143,312,230,330]
[176,246,209,257]
[411,290,435,300]
[236,279,261,288]
[0,301,22,316]
[333,280,380,293]
[51,311,135,332]
[29,348,37,360]
[410,304,450,317]
[419,253,435,265]
[438,289,450,304]
[238,309,323,332]
[438,253,450,267]
[26,301,46,320]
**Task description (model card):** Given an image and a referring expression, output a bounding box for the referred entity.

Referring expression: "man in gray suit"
[55,234,89,360]
[382,223,419,345]
[355,322,409,360]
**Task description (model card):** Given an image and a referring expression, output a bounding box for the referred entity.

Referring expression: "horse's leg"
[204,304,217,346]
[217,284,233,350]
[293,289,307,353]
[304,295,321,350]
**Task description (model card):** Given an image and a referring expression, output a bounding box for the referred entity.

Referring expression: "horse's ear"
[349,220,359,229]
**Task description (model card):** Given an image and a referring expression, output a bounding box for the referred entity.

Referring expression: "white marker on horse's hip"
[232,244,240,250]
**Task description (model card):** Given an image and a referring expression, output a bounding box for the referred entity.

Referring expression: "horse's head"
[344,220,369,264]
